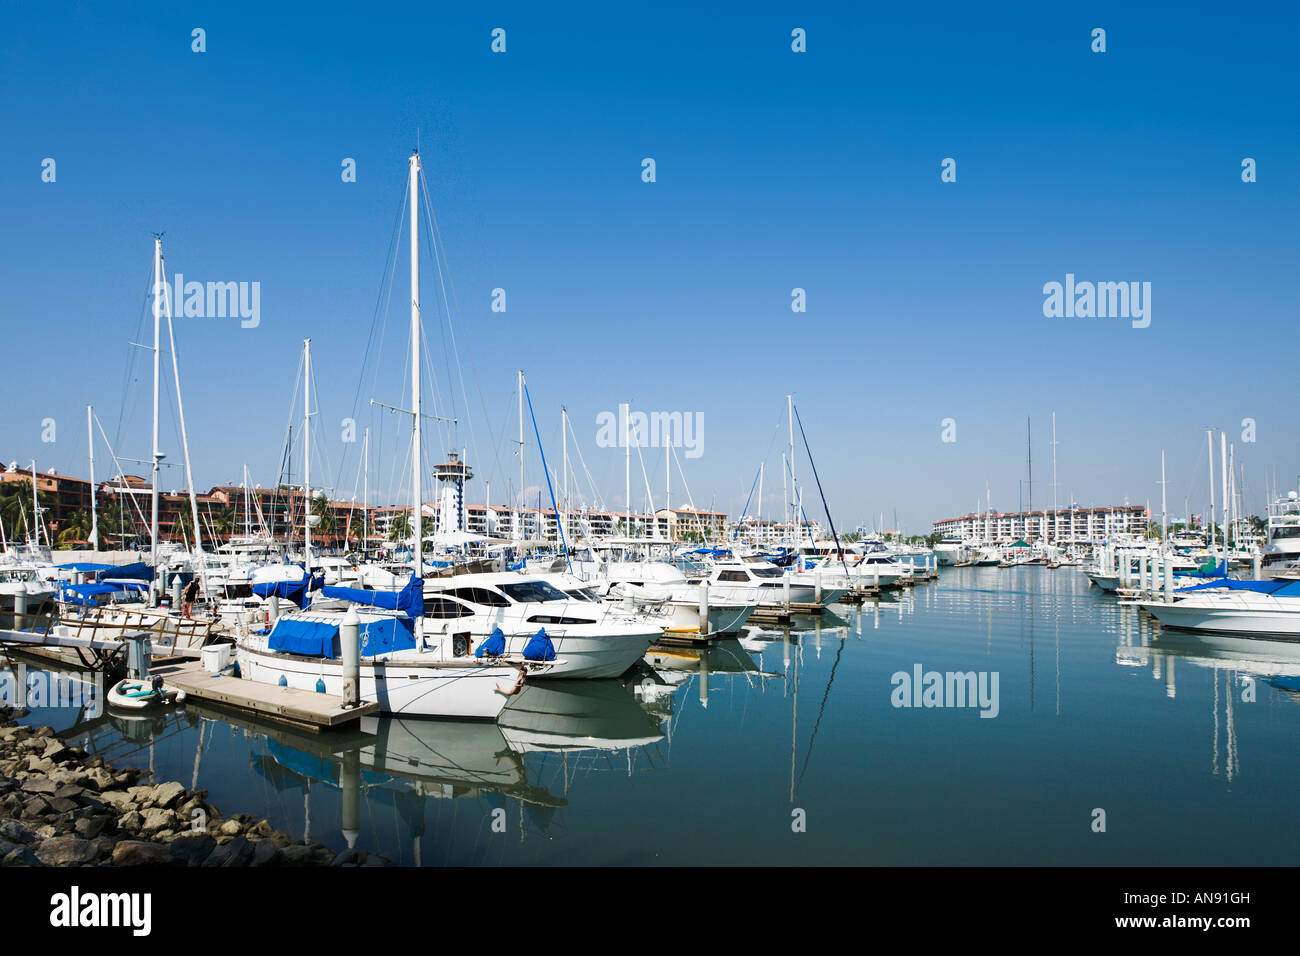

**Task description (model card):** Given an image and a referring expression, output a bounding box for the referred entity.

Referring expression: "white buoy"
[340,606,360,708]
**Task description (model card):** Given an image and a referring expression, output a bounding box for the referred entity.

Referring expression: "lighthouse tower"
[433,451,472,537]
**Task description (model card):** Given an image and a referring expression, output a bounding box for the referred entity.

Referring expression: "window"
[424,597,475,619]
[443,587,510,608]
[750,567,783,578]
[717,570,749,583]
[528,614,595,625]
[498,581,569,603]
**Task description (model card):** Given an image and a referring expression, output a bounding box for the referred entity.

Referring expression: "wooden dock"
[151,659,378,732]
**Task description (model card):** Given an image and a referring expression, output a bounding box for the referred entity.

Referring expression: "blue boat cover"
[56,562,116,573]
[320,574,424,617]
[267,615,417,659]
[252,577,311,609]
[522,628,555,662]
[475,627,506,658]
[101,562,154,582]
[1177,578,1300,596]
[60,582,137,606]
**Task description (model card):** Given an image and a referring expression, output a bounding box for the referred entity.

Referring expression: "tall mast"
[410,152,423,583]
[1026,417,1033,525]
[162,262,206,584]
[362,428,369,556]
[1207,428,1216,554]
[562,407,568,544]
[303,337,312,566]
[623,401,631,539]
[516,369,524,541]
[87,405,98,550]
[787,394,796,542]
[1220,431,1229,558]
[150,238,163,600]
[781,452,789,544]
[30,460,40,547]
[1050,412,1057,544]
[243,464,251,538]
[1160,449,1167,541]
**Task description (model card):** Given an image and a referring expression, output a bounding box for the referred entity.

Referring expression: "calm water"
[18,567,1300,865]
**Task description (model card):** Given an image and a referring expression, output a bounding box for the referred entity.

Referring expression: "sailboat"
[234,152,557,719]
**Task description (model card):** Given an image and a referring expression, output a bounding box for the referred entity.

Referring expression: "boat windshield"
[750,567,783,578]
[498,581,569,603]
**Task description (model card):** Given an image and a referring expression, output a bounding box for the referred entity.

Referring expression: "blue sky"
[2,2,1297,534]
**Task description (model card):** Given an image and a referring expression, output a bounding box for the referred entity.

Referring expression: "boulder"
[202,836,253,867]
[151,781,186,810]
[33,835,97,866]
[168,833,215,866]
[111,841,171,866]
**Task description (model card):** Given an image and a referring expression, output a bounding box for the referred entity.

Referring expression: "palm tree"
[0,479,35,541]
[55,509,93,549]
[387,510,411,543]
[311,493,337,540]
[212,503,236,539]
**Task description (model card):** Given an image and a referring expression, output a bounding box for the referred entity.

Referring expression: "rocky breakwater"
[0,705,390,867]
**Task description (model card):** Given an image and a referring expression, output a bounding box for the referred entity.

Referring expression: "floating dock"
[151,659,378,732]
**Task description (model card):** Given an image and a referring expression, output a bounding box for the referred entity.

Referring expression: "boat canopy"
[251,570,322,609]
[1177,578,1300,596]
[320,574,424,617]
[103,562,154,582]
[59,582,145,606]
[267,614,416,659]
[55,562,116,574]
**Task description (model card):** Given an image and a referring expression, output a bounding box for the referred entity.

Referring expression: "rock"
[2,846,41,866]
[98,790,132,809]
[111,841,171,866]
[33,835,97,866]
[168,834,215,866]
[151,781,186,810]
[0,820,35,844]
[74,816,108,840]
[52,784,84,801]
[19,779,56,795]
[140,808,176,833]
[127,785,154,805]
[249,839,279,867]
[329,849,358,867]
[248,819,273,838]
[88,835,118,861]
[22,796,50,817]
[279,844,315,865]
[360,854,389,867]
[47,797,79,815]
[119,811,143,833]
[202,836,253,867]
[219,819,243,837]
[27,757,55,774]
[41,739,70,762]
[1,793,23,817]
[267,829,292,849]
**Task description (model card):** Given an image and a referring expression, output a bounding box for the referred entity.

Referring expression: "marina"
[7,565,1299,866]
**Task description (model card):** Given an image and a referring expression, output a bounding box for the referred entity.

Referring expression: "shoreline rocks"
[0,704,390,867]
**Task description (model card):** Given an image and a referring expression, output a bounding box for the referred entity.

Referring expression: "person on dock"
[182,578,200,618]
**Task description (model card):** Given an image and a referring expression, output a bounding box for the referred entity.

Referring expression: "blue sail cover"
[252,577,311,609]
[267,615,417,659]
[320,574,423,617]
[56,562,116,574]
[100,562,154,582]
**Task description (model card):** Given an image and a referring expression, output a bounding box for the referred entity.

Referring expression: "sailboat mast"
[787,394,796,542]
[410,152,423,580]
[302,340,310,564]
[562,407,568,543]
[1220,431,1229,557]
[1160,450,1168,541]
[150,238,163,600]
[362,428,369,556]
[1207,428,1216,554]
[87,405,97,550]
[623,401,631,539]
[30,460,41,548]
[1050,412,1057,544]
[516,369,524,541]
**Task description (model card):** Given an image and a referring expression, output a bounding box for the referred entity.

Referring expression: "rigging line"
[93,412,152,534]
[337,175,409,492]
[419,171,487,485]
[565,413,605,513]
[792,404,852,579]
[417,179,460,426]
[114,258,158,452]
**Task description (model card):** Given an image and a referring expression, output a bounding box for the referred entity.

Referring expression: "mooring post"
[340,606,360,708]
